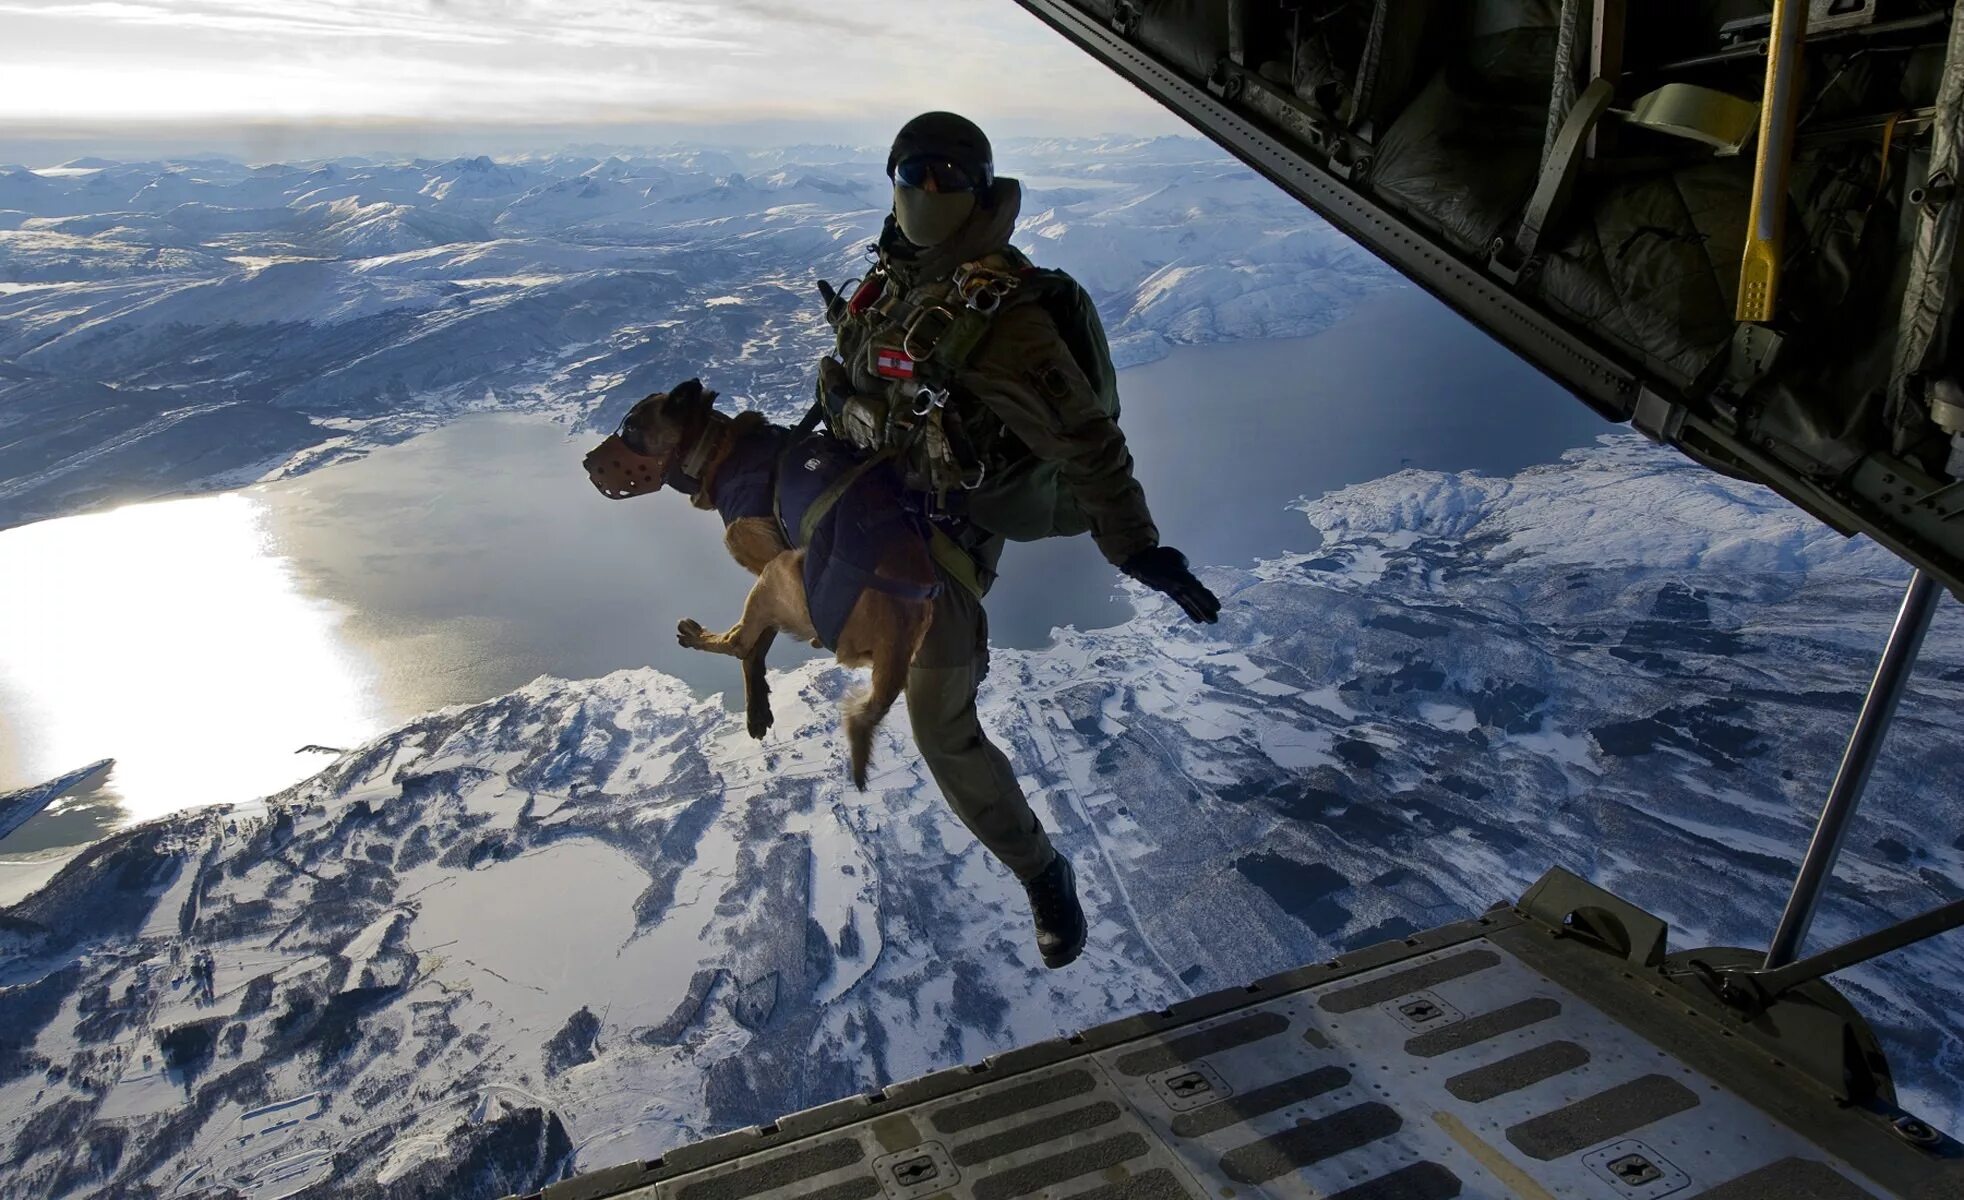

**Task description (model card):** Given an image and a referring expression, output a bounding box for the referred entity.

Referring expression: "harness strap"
[797,447,897,548]
[789,401,947,547]
[927,526,986,601]
[772,434,986,602]
[678,409,734,480]
[1490,76,1616,284]
[772,399,831,541]
[791,398,826,437]
[879,253,1026,380]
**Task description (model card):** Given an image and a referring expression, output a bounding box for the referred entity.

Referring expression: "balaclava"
[887,111,994,248]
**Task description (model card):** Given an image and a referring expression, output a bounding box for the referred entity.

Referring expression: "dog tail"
[844,632,913,791]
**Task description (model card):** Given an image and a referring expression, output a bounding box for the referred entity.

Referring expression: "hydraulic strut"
[1764,570,1944,971]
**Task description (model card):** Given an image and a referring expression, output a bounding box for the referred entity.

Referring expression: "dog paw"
[747,708,773,740]
[676,618,705,647]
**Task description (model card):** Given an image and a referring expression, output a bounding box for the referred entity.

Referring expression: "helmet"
[886,111,994,195]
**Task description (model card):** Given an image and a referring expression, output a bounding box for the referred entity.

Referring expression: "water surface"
[986,286,1607,645]
[0,285,1609,851]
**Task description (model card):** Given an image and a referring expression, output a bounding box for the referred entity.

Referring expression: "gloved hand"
[1120,545,1221,623]
[817,279,848,327]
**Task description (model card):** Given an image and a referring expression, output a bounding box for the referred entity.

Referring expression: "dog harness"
[665,422,943,652]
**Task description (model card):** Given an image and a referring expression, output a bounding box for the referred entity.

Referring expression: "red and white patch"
[874,348,916,380]
[849,276,885,314]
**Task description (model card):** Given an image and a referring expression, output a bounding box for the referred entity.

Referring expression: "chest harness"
[823,252,1031,509]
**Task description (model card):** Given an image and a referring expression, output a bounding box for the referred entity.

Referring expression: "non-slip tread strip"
[1318,950,1502,1014]
[1444,1040,1590,1103]
[970,1132,1150,1200]
[674,1139,863,1200]
[1219,1102,1403,1185]
[1169,1066,1352,1139]
[1114,1012,1291,1077]
[1406,997,1562,1058]
[1693,1157,1878,1200]
[797,1178,882,1200]
[951,1101,1122,1167]
[1067,1167,1196,1200]
[1505,1074,1701,1161]
[1326,1161,1464,1200]
[929,1069,1099,1134]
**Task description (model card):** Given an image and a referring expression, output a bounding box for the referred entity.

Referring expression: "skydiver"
[814,112,1221,969]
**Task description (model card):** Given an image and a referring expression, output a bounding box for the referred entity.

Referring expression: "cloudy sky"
[1,0,1181,153]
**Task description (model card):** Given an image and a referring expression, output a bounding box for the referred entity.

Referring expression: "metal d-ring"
[903,305,957,361]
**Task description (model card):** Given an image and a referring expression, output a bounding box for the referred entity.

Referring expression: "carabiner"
[912,385,950,418]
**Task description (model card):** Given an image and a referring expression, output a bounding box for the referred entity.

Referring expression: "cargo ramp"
[508,870,1962,1200]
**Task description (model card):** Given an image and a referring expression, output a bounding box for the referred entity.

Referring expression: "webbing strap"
[925,306,997,369]
[927,525,985,600]
[882,256,1023,379]
[797,447,897,548]
[1497,76,1617,282]
[772,399,834,543]
[773,442,984,602]
[677,409,734,480]
[791,398,825,437]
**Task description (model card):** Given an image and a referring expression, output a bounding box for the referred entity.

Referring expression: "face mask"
[893,185,976,248]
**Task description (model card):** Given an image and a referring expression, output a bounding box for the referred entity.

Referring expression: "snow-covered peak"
[419,156,532,202]
[1302,435,1896,578]
[0,139,1395,528]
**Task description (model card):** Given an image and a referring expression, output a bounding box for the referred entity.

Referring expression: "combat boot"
[1023,852,1086,969]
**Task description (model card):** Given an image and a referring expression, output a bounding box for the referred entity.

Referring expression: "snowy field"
[3,435,1962,1197]
[0,139,1392,531]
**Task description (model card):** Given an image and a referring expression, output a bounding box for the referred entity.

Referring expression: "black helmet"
[886,111,994,195]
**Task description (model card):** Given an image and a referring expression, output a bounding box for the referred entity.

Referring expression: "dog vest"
[668,425,940,651]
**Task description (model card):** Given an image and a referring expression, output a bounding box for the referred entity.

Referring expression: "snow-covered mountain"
[3,435,1959,1198]
[0,140,1391,530]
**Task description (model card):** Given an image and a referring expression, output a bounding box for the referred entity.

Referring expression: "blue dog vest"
[673,425,938,650]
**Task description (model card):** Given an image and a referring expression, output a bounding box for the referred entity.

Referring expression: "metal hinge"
[1631,387,1688,444]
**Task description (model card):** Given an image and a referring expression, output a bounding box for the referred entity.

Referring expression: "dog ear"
[667,382,722,430]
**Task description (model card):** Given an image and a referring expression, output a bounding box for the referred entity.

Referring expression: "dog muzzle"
[584,434,667,499]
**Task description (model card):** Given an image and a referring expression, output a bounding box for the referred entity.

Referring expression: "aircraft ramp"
[518,873,1959,1200]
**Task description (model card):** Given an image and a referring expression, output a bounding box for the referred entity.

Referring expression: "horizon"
[1,0,1185,164]
[0,125,1213,171]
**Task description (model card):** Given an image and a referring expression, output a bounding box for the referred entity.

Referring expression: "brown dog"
[585,380,937,789]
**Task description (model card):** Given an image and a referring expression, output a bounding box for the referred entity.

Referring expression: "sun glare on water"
[0,493,384,827]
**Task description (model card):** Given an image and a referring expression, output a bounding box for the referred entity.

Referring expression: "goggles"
[890,154,992,193]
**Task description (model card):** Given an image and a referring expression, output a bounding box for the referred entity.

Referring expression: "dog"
[584,379,938,789]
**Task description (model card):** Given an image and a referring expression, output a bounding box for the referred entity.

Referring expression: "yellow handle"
[1737,240,1780,324]
[1737,0,1809,323]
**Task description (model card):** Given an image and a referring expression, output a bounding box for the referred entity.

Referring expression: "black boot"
[1024,853,1086,969]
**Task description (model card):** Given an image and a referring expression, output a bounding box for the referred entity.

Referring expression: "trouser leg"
[907,563,1056,882]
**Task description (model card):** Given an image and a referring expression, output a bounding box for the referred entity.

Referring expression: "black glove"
[817,279,848,327]
[1120,546,1221,624]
